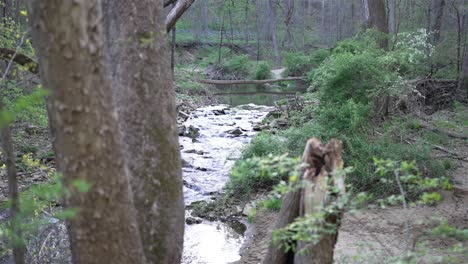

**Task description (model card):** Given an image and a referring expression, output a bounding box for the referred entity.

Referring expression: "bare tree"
[27,1,145,263]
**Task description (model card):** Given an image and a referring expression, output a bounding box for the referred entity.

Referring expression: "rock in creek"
[226,128,243,136]
[186,217,203,225]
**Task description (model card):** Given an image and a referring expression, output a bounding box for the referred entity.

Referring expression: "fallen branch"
[0,47,39,74]
[198,77,306,85]
[419,122,467,140]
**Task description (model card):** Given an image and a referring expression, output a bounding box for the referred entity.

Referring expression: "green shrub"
[241,132,286,159]
[223,54,252,76]
[261,197,282,211]
[228,154,299,198]
[309,49,330,66]
[253,61,272,80]
[282,52,313,77]
[310,51,401,105]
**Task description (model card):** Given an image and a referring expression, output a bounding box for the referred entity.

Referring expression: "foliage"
[310,51,402,105]
[0,85,49,127]
[261,197,282,211]
[282,52,314,77]
[240,132,286,159]
[227,154,299,198]
[0,156,91,254]
[253,61,272,80]
[272,160,456,258]
[222,54,252,76]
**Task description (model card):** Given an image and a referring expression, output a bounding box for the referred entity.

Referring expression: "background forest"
[0,0,466,263]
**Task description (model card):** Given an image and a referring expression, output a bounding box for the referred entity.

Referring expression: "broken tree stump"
[263,138,345,264]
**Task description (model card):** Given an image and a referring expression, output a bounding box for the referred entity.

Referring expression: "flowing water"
[180,104,273,263]
[182,81,307,263]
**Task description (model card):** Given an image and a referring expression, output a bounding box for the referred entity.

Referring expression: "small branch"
[198,77,305,85]
[165,0,196,33]
[164,0,178,8]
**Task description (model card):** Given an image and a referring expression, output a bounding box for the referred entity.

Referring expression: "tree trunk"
[432,0,445,43]
[244,0,250,44]
[27,1,145,263]
[0,98,25,264]
[102,0,185,263]
[263,139,345,264]
[255,0,261,61]
[367,0,388,49]
[284,0,294,47]
[268,0,281,65]
[389,0,396,34]
[171,2,177,77]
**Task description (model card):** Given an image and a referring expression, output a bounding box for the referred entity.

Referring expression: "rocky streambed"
[179,104,273,263]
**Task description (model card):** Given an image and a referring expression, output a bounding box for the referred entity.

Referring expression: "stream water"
[180,104,273,263]
[182,82,307,263]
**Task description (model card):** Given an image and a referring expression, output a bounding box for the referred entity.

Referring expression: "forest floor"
[237,110,468,263]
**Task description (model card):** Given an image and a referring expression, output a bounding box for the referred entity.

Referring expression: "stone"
[226,128,243,136]
[187,125,200,138]
[253,124,270,131]
[184,149,204,155]
[177,125,186,136]
[271,119,289,129]
[186,217,202,225]
[242,203,256,216]
[181,159,192,168]
[213,109,226,115]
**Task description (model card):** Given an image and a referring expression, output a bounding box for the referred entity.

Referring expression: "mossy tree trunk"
[102,0,185,262]
[27,1,145,263]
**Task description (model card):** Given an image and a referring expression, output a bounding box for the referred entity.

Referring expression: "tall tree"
[432,0,446,43]
[27,1,145,263]
[367,0,389,49]
[268,0,281,65]
[102,0,185,262]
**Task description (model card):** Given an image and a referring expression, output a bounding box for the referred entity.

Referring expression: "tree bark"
[103,0,185,262]
[294,139,345,264]
[432,0,446,43]
[268,0,281,65]
[367,0,388,49]
[27,1,145,263]
[389,0,396,34]
[0,122,25,264]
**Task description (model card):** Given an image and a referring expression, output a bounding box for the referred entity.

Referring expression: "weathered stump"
[263,138,345,264]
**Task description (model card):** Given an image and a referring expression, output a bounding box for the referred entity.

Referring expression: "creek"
[182,81,307,263]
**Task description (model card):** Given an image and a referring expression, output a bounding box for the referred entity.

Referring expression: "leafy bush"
[309,49,330,66]
[282,52,313,77]
[223,54,252,76]
[227,154,299,198]
[253,61,272,80]
[310,51,401,105]
[261,197,282,211]
[241,132,286,159]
